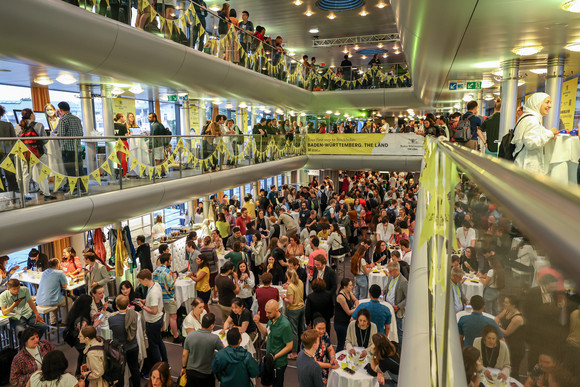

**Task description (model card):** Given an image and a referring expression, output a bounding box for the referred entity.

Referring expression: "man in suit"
[451,266,467,313]
[311,255,337,295]
[84,251,111,296]
[384,261,407,344]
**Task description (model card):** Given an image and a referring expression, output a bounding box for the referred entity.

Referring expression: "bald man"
[254,300,293,387]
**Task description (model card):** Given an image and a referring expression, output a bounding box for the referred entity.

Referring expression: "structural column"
[203,195,210,219]
[101,85,116,180]
[543,55,565,130]
[253,181,260,198]
[179,94,190,136]
[498,59,520,139]
[80,84,97,172]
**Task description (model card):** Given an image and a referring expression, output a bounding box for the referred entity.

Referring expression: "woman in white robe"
[511,92,558,173]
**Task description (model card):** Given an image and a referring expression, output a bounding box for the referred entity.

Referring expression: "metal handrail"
[437,140,580,280]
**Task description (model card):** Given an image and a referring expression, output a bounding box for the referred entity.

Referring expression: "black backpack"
[87,339,126,385]
[0,348,18,385]
[161,126,172,147]
[498,114,533,161]
[453,113,473,142]
[386,207,397,224]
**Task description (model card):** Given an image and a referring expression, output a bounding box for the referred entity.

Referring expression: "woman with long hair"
[65,294,93,375]
[334,278,359,352]
[495,295,525,375]
[479,254,505,315]
[28,349,79,387]
[249,232,266,274]
[189,254,211,312]
[148,362,172,387]
[351,246,371,299]
[0,255,18,292]
[125,112,139,134]
[182,297,207,336]
[236,260,255,310]
[327,223,347,263]
[365,333,400,386]
[117,280,142,312]
[311,317,339,384]
[283,269,305,360]
[286,234,304,261]
[463,346,484,387]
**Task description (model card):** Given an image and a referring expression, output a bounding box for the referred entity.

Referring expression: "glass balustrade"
[0,134,306,211]
[67,0,411,90]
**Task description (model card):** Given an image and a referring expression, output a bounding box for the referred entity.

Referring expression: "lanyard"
[388,276,399,293]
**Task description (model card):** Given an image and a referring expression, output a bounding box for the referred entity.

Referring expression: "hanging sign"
[560,77,578,130]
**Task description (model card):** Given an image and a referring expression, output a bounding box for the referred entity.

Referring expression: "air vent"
[316,0,365,11]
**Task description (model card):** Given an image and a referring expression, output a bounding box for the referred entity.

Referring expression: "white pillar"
[80,84,97,172]
[543,55,565,130]
[499,59,520,139]
[180,95,190,136]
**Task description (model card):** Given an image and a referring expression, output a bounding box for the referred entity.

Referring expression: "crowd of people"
[1,171,420,386]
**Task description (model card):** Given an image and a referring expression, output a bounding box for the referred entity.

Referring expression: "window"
[0,85,33,126]
[49,90,84,123]
[7,247,37,269]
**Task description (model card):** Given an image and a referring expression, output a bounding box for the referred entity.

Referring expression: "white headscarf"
[512,92,550,146]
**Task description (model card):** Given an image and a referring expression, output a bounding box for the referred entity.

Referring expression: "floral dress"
[314,332,332,384]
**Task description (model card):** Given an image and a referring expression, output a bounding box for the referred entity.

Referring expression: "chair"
[36,305,60,343]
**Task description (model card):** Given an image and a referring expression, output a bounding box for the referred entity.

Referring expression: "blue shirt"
[36,268,67,305]
[462,112,482,141]
[458,312,504,347]
[152,265,175,301]
[353,300,392,334]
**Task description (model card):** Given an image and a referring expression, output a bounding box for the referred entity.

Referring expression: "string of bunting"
[0,136,306,192]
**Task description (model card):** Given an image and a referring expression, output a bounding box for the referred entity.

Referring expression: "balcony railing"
[0,134,306,211]
[65,0,411,90]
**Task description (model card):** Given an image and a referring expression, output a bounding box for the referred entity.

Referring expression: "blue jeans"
[334,323,348,352]
[396,316,403,345]
[10,315,48,341]
[145,318,168,365]
[354,275,368,300]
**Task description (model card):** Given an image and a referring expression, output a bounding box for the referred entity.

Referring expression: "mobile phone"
[344,367,356,375]
[97,313,104,320]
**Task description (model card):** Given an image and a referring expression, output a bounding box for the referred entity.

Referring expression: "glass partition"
[70,0,411,90]
[0,133,306,212]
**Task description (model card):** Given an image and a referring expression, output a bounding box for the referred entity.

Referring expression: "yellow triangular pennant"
[90,169,101,185]
[38,164,51,182]
[155,165,162,176]
[109,152,120,165]
[101,161,112,175]
[0,156,16,173]
[68,177,78,195]
[139,163,147,177]
[53,173,65,190]
[148,166,155,179]
[150,8,157,22]
[28,154,40,167]
[80,175,89,191]
[130,157,139,171]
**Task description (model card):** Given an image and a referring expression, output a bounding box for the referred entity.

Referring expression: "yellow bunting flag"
[139,163,147,177]
[11,142,27,161]
[0,156,16,173]
[155,165,162,177]
[150,8,157,22]
[109,152,120,165]
[166,19,173,35]
[180,15,187,34]
[162,162,169,172]
[38,164,51,182]
[168,154,175,164]
[53,173,65,190]
[28,154,40,167]
[68,177,78,195]
[130,157,140,172]
[0,176,3,191]
[80,176,90,191]
[101,161,112,176]
[148,166,155,179]
[114,139,124,152]
[90,169,101,185]
[187,152,194,163]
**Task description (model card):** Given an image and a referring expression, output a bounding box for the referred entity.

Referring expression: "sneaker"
[24,195,32,202]
[44,195,57,201]
[173,336,184,344]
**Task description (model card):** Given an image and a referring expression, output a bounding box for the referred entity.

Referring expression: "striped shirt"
[152,264,175,302]
[56,112,83,151]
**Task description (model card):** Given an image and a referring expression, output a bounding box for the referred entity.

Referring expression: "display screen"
[13,110,51,130]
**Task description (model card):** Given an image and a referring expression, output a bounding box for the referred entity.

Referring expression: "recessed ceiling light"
[289,52,296,56]
[377,2,387,8]
[361,55,367,60]
[382,53,388,58]
[300,112,306,116]
[34,76,52,86]
[56,72,77,85]
[309,28,319,33]
[565,40,580,51]
[239,102,248,109]
[359,10,369,16]
[225,103,234,109]
[530,68,548,74]
[354,45,359,50]
[305,10,313,16]
[129,84,144,94]
[473,61,501,69]
[210,5,220,12]
[513,45,542,56]
[561,0,580,12]
[294,0,303,5]
[327,12,336,19]
[394,51,400,55]
[377,43,383,48]
[343,48,349,54]
[483,94,494,101]
[111,86,124,96]
[334,111,340,115]
[325,110,333,114]
[212,100,222,105]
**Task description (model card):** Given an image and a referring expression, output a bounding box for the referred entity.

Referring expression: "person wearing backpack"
[108,295,139,387]
[511,92,559,173]
[80,326,109,387]
[459,101,486,150]
[480,98,502,156]
[16,109,55,201]
[148,112,168,177]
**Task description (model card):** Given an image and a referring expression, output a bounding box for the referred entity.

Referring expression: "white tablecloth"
[212,329,254,354]
[328,350,378,387]
[462,278,484,300]
[358,299,398,343]
[545,135,580,186]
[45,140,65,175]
[128,137,150,175]
[175,277,197,312]
[481,368,523,387]
[368,271,389,295]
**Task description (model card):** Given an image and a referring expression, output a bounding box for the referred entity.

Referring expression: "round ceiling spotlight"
[316,0,365,11]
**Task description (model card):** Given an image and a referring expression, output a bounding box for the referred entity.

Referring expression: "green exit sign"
[466,82,482,90]
[168,94,178,101]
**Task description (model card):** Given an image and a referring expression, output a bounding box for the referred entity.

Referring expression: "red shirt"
[62,256,82,277]
[235,215,250,235]
[256,286,279,323]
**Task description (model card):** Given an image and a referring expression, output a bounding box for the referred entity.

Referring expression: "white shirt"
[376,222,395,243]
[144,282,164,323]
[402,250,412,266]
[182,310,207,337]
[29,371,78,387]
[456,227,476,248]
[357,259,368,275]
[151,223,166,239]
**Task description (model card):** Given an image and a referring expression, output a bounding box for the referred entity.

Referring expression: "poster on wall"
[189,104,199,134]
[560,77,578,130]
[306,133,425,155]
[113,98,136,119]
[242,111,248,133]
